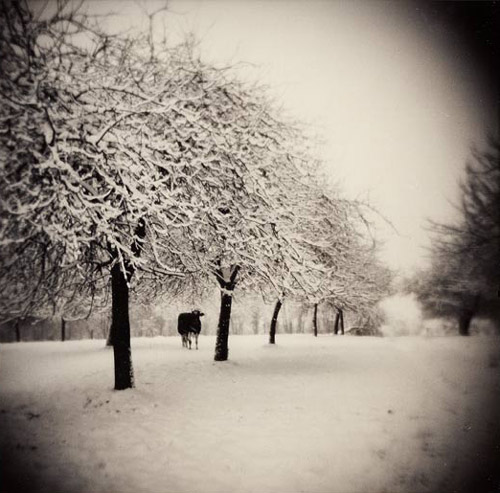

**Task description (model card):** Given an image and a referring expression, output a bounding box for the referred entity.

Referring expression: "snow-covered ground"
[1,334,499,493]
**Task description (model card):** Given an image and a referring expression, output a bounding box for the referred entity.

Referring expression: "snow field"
[1,334,499,493]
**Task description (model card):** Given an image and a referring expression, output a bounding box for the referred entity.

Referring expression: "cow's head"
[192,309,204,317]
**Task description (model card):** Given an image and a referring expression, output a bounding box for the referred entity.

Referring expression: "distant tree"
[264,186,355,343]
[312,302,319,337]
[412,138,500,335]
[304,195,392,336]
[325,241,392,333]
[264,184,392,344]
[333,308,345,335]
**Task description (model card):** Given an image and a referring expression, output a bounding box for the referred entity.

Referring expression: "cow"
[177,309,204,350]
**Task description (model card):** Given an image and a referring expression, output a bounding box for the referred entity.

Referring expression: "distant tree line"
[0,296,374,343]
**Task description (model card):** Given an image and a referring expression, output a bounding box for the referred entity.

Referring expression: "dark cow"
[177,309,204,350]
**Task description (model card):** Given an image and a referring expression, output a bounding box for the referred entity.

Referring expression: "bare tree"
[412,138,499,335]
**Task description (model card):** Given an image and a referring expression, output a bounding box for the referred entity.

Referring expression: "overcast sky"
[92,0,498,274]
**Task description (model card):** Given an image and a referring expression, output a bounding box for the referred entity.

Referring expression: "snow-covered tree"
[264,186,355,342]
[0,1,155,387]
[265,182,392,342]
[309,193,392,334]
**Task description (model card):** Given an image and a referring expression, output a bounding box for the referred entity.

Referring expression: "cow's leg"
[187,332,192,350]
[182,334,187,348]
[194,332,199,350]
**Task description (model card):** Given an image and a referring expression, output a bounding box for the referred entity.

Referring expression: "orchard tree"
[328,242,392,333]
[266,176,371,343]
[145,82,325,359]
[0,2,189,389]
[291,191,391,339]
[263,179,392,343]
[265,188,357,342]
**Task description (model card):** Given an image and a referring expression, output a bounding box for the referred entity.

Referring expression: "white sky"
[89,0,496,274]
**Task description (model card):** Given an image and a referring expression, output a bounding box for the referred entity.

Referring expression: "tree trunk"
[339,309,345,335]
[214,265,240,361]
[15,320,20,342]
[269,299,283,344]
[458,306,476,336]
[334,310,340,335]
[458,295,480,336]
[110,262,134,390]
[61,317,66,342]
[458,309,473,336]
[215,291,233,361]
[106,218,144,387]
[313,303,318,337]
